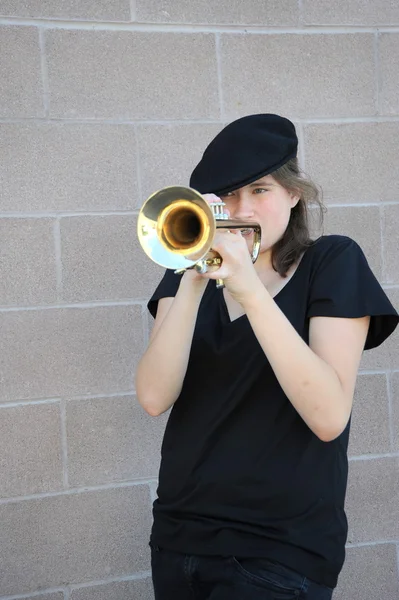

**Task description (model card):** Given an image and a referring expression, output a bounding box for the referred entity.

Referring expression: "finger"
[202,193,221,204]
[212,232,230,246]
[203,267,229,281]
[213,231,244,250]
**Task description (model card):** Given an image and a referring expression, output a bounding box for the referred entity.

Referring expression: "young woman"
[135,114,398,600]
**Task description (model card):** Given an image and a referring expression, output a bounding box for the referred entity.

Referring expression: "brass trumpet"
[137,186,261,288]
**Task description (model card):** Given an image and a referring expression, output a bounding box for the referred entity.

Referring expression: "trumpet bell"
[138,186,216,270]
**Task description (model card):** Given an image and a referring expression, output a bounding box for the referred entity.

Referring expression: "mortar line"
[38,28,49,117]
[134,123,143,205]
[69,570,152,589]
[2,17,398,33]
[396,544,399,586]
[0,398,61,408]
[215,33,225,121]
[386,372,396,451]
[357,369,391,375]
[0,211,139,218]
[349,452,399,461]
[297,121,306,170]
[326,201,399,208]
[0,589,66,600]
[299,116,399,124]
[0,391,135,408]
[0,478,159,505]
[0,299,145,312]
[374,282,398,289]
[374,29,381,115]
[346,540,399,548]
[129,0,136,22]
[142,303,150,349]
[0,117,223,125]
[297,0,304,27]
[54,218,63,301]
[379,204,388,284]
[64,390,136,401]
[59,398,69,488]
[2,116,399,125]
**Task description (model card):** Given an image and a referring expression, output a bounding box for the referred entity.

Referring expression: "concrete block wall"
[0,2,398,598]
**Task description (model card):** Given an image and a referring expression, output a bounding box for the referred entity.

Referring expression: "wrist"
[179,270,208,296]
[240,280,269,312]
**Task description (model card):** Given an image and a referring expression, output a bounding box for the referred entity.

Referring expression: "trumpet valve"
[209,200,229,221]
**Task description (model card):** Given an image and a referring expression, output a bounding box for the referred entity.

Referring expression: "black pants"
[151,545,334,600]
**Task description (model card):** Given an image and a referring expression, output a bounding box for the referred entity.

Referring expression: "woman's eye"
[254,188,268,194]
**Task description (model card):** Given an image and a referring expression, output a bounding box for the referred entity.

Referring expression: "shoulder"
[301,234,376,292]
[305,235,398,350]
[311,234,359,254]
[308,234,364,270]
[147,269,183,318]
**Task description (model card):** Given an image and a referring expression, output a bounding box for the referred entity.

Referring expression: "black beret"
[189,113,298,196]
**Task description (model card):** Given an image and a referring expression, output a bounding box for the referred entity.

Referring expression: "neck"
[254,249,274,275]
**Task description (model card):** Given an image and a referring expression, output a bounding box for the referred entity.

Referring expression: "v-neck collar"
[219,242,313,325]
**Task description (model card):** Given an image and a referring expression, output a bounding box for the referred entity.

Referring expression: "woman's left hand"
[201,229,264,304]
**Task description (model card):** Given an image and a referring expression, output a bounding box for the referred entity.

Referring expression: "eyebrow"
[249,180,275,187]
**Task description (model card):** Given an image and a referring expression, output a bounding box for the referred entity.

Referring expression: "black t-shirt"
[147,235,398,588]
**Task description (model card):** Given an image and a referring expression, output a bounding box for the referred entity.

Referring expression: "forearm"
[136,282,203,416]
[243,285,348,441]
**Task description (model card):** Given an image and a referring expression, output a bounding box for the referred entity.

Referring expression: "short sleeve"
[147,269,183,318]
[307,236,399,350]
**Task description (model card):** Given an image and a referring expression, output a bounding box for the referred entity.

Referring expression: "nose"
[232,194,255,220]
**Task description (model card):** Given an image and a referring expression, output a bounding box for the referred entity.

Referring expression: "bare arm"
[243,284,370,442]
[135,273,207,416]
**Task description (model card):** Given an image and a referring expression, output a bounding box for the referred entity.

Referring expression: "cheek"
[257,202,292,249]
[260,199,291,228]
